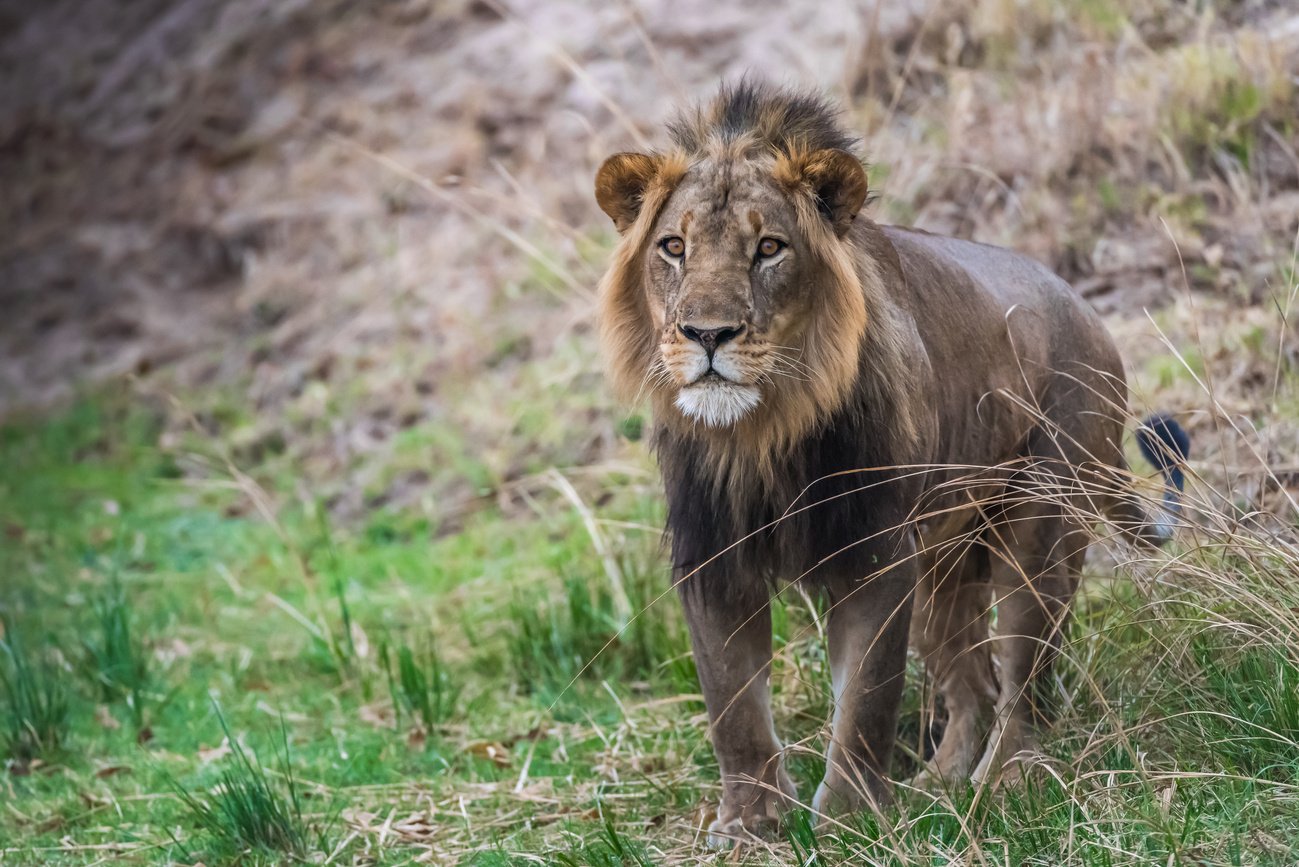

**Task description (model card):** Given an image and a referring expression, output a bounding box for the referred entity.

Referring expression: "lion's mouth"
[675,376,762,427]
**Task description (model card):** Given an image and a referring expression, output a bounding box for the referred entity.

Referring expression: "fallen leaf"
[359,702,393,729]
[95,764,132,779]
[198,739,231,765]
[466,740,512,767]
[79,791,112,808]
[95,705,121,730]
[500,724,547,748]
[631,755,666,773]
[153,638,194,665]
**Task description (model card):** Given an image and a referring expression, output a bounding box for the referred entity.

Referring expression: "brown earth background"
[4,0,1299,523]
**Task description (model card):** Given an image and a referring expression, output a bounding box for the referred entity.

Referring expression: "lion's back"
[877,225,1128,466]
[881,225,1122,381]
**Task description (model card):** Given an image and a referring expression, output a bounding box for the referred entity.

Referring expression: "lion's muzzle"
[668,322,763,425]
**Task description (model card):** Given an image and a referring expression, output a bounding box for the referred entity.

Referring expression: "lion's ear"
[595,152,661,233]
[799,149,869,236]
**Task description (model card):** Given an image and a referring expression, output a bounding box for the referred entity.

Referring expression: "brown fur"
[593,81,1173,845]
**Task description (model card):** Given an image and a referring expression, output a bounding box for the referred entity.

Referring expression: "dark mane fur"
[658,389,916,606]
[668,79,860,158]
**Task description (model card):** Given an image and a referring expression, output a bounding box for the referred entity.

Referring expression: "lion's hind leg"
[910,539,998,791]
[971,499,1088,786]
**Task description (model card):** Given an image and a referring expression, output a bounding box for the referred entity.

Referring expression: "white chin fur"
[675,380,761,427]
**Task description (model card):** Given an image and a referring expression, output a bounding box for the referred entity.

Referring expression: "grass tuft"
[1191,638,1299,777]
[326,575,360,674]
[172,705,320,859]
[504,556,692,703]
[312,505,364,682]
[380,637,461,733]
[0,622,71,764]
[80,577,152,731]
[548,814,654,867]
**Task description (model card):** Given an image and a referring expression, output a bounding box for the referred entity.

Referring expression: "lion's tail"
[1110,413,1191,547]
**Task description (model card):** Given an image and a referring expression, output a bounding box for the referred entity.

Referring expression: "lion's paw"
[906,768,946,795]
[970,720,1043,788]
[905,764,980,800]
[704,773,796,849]
[705,813,782,849]
[811,773,892,829]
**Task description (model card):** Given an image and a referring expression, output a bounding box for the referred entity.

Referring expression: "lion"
[592,81,1189,845]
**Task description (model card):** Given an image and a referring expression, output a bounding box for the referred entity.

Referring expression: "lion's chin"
[674,379,762,427]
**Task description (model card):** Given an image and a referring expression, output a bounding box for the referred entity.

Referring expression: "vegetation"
[80,576,154,733]
[170,709,323,862]
[5,336,1299,864]
[1,624,71,766]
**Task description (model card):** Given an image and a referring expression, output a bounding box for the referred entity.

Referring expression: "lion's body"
[884,224,1130,530]
[658,221,1129,578]
[593,81,1177,844]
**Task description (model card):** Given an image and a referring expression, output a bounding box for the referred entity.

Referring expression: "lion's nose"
[678,322,745,357]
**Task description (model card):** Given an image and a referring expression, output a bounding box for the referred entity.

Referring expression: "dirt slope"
[3,0,1297,517]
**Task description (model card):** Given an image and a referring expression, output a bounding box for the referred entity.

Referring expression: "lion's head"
[594,83,883,455]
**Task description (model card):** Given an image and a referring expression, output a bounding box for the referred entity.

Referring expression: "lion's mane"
[597,81,930,593]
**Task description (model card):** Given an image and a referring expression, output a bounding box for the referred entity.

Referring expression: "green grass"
[381,637,461,733]
[170,707,324,862]
[4,387,1299,864]
[80,576,153,732]
[503,560,693,707]
[1,624,71,765]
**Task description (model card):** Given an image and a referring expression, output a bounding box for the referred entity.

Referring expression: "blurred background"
[4,0,1297,520]
[4,1,1299,863]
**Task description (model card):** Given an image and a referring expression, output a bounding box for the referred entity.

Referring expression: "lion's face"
[596,145,869,434]
[643,157,817,427]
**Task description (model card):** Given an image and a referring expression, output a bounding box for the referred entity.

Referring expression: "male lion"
[593,81,1188,844]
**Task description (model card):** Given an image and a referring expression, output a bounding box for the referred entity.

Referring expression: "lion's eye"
[756,237,786,259]
[660,237,686,258]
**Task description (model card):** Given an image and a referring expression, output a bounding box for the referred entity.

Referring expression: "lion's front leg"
[813,544,916,822]
[678,575,796,847]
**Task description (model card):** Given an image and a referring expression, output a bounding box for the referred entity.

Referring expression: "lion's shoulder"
[880,225,1085,315]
